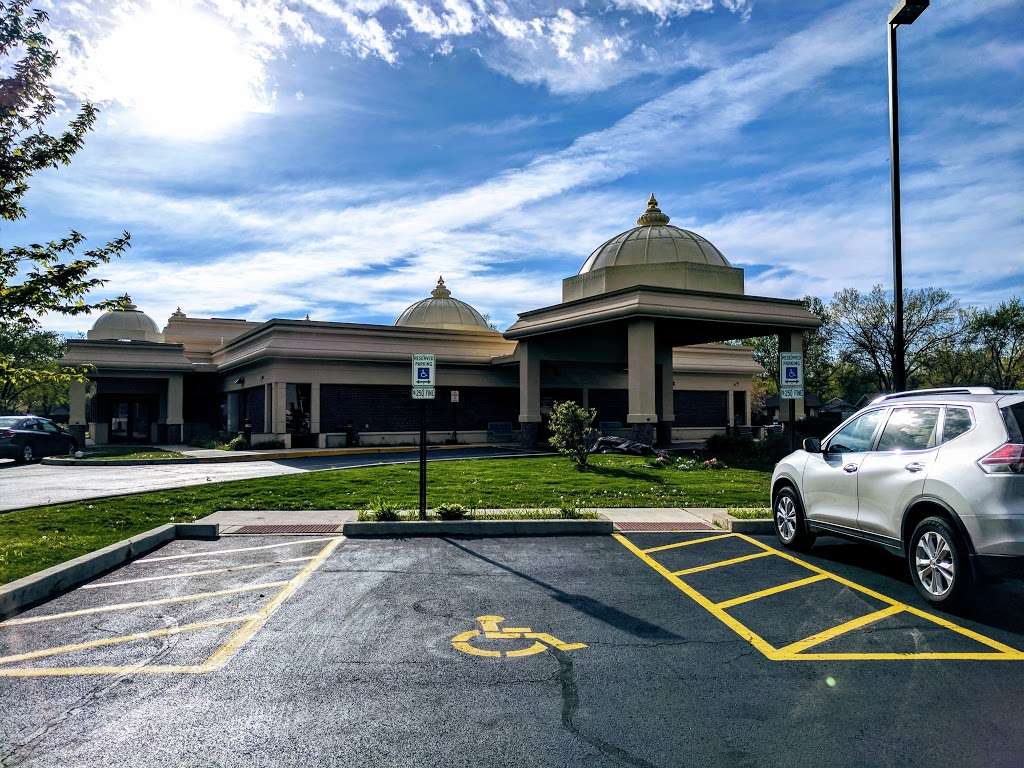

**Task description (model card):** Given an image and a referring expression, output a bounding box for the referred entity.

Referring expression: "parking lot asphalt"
[0,446,537,511]
[2,532,1023,767]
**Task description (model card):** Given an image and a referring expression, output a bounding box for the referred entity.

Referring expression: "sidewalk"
[44,442,525,466]
[196,507,720,534]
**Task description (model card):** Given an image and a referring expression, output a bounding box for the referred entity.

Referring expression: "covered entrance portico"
[505,195,820,447]
[506,287,817,446]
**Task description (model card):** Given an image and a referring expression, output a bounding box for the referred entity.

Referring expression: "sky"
[8,0,1024,334]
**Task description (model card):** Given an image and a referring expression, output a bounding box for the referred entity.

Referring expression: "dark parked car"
[0,416,79,463]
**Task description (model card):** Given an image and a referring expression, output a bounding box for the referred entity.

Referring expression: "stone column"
[778,331,805,450]
[627,319,657,445]
[271,382,287,434]
[518,341,541,446]
[656,345,675,446]
[310,382,321,434]
[726,390,735,432]
[166,374,184,444]
[69,378,87,446]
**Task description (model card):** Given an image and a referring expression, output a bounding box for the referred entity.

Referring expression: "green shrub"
[436,502,469,520]
[187,436,217,449]
[559,503,583,519]
[365,497,401,522]
[250,439,286,450]
[727,507,771,520]
[225,435,249,451]
[547,400,598,469]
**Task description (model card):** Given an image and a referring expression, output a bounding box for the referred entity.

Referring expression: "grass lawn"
[0,454,770,585]
[78,446,187,461]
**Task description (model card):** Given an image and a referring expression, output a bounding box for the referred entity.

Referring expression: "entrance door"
[109,398,154,443]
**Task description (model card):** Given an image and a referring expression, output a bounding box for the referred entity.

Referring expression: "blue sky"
[11,0,1024,334]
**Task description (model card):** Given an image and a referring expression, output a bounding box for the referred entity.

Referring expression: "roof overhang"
[504,286,821,342]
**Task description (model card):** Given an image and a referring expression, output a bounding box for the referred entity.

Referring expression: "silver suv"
[771,388,1024,607]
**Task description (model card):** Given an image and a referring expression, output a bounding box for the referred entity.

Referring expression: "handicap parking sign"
[785,366,798,381]
[417,367,430,381]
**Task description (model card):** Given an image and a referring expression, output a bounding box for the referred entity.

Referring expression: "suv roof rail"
[872,387,996,404]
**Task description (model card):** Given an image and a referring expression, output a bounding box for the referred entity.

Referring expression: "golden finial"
[636,193,670,226]
[431,275,452,299]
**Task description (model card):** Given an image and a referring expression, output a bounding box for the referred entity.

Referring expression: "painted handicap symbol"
[451,615,587,658]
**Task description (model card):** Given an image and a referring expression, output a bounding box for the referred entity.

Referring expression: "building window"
[286,384,311,434]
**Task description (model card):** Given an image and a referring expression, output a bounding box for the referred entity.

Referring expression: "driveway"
[0,447,541,511]
[2,532,1022,767]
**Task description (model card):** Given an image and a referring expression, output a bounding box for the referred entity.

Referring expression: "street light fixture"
[887,0,928,393]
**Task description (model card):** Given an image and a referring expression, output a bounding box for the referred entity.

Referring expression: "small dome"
[87,296,164,342]
[395,277,493,332]
[579,194,730,274]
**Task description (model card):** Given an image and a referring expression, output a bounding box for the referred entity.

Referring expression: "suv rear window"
[877,407,940,452]
[942,407,973,443]
[1002,402,1024,442]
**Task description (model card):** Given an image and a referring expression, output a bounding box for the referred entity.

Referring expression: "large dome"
[87,297,164,342]
[579,194,729,274]
[395,277,493,332]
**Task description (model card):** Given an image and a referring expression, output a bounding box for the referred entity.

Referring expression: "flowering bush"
[676,456,729,471]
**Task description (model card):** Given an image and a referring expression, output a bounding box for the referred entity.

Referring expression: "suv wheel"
[773,487,814,551]
[17,443,34,464]
[908,517,972,609]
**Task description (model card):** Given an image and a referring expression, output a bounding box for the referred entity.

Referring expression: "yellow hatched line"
[203,536,344,670]
[642,533,736,554]
[0,615,253,665]
[777,605,905,656]
[673,550,773,576]
[81,558,314,589]
[613,534,779,659]
[716,573,829,610]
[0,582,289,627]
[617,532,1024,662]
[0,538,345,678]
[0,665,209,678]
[731,533,1024,657]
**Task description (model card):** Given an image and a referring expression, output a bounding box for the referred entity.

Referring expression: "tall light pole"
[887,0,928,392]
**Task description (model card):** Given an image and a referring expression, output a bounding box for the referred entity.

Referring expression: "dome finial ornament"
[431,275,452,299]
[636,193,670,226]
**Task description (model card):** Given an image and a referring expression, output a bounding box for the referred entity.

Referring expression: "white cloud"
[37,0,1023,335]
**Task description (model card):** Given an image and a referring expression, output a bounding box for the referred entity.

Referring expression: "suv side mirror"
[802,438,822,453]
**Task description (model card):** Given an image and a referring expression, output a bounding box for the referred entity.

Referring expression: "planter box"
[343,519,612,537]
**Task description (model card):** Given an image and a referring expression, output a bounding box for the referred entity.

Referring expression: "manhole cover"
[614,522,714,532]
[232,524,342,534]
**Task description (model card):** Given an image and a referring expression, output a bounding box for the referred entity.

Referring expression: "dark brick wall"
[320,384,518,432]
[674,390,728,427]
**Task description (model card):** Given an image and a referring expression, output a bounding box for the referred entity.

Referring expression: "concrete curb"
[727,518,774,534]
[0,522,220,621]
[343,519,612,537]
[42,443,526,466]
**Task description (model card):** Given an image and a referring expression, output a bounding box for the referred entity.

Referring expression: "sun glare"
[89,3,269,140]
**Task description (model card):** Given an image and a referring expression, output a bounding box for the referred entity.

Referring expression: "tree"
[547,400,598,469]
[742,295,834,397]
[0,322,66,413]
[971,298,1024,389]
[0,1,130,405]
[830,286,960,392]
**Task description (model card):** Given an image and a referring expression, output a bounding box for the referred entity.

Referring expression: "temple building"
[63,195,817,447]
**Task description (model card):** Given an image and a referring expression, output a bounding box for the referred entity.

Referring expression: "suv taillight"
[979,443,1024,474]
[0,429,13,439]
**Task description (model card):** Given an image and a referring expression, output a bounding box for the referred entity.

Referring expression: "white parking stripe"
[0,582,289,627]
[80,557,315,589]
[137,537,338,563]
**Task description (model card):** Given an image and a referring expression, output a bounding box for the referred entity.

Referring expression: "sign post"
[779,352,804,452]
[412,354,436,519]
